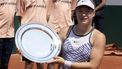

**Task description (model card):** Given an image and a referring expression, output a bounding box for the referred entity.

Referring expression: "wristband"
[64,60,72,68]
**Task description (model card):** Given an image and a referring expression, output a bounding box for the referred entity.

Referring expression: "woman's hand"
[49,56,65,64]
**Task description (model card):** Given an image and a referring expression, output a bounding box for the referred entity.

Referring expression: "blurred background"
[14,0,122,50]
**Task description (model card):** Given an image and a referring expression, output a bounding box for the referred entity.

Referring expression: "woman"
[50,0,106,69]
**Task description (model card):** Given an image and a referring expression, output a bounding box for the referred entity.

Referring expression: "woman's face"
[76,6,95,25]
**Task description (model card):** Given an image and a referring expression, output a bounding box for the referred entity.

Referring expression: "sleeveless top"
[61,26,94,69]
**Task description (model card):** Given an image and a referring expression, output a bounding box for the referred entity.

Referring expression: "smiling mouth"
[81,17,88,20]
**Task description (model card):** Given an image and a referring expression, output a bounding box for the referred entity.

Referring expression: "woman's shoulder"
[94,29,105,36]
[91,29,106,48]
[93,29,106,40]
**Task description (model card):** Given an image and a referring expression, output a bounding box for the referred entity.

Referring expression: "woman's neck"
[74,24,92,35]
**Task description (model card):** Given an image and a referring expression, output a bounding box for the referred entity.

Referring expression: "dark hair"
[72,10,78,25]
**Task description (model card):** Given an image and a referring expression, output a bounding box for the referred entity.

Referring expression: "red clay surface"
[99,55,122,69]
[8,54,56,69]
[8,54,122,69]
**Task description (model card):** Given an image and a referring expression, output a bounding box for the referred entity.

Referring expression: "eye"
[86,10,90,12]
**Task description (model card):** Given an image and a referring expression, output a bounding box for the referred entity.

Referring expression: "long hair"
[72,10,78,25]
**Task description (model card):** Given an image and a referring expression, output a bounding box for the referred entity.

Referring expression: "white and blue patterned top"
[61,26,94,69]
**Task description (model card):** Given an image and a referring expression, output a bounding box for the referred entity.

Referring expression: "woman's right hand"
[49,56,65,64]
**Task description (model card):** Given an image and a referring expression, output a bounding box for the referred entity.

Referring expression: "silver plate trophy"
[15,23,61,63]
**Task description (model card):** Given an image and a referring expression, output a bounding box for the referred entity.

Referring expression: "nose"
[82,13,86,16]
[81,13,87,17]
